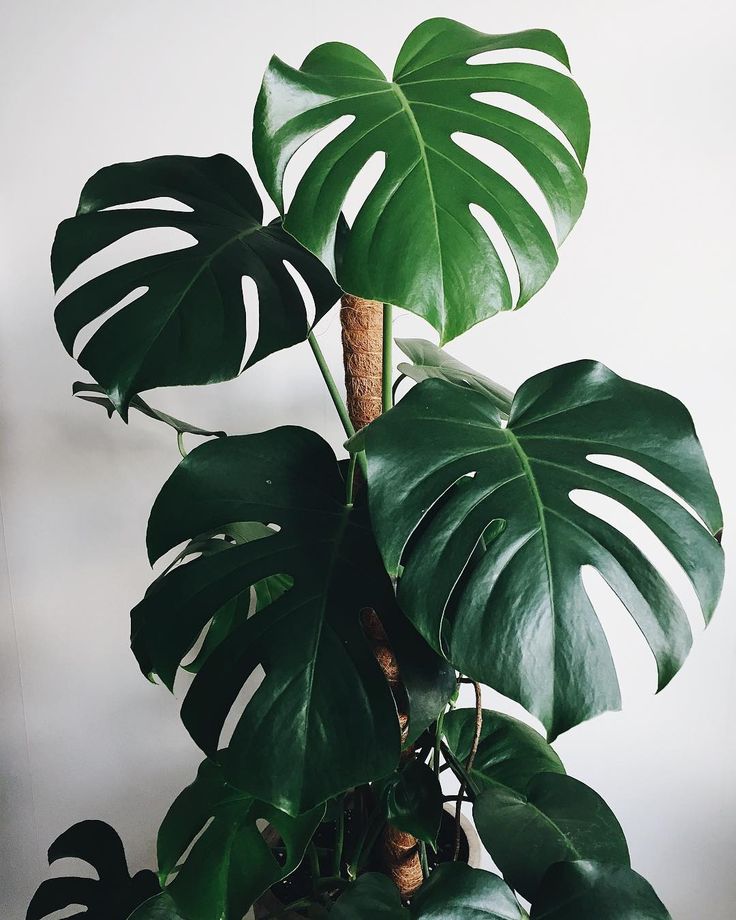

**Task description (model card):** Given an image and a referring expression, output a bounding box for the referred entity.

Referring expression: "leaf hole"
[283,259,317,328]
[217,665,266,750]
[586,454,710,532]
[103,196,194,213]
[470,91,579,163]
[340,150,387,228]
[239,275,260,371]
[282,114,356,211]
[467,48,571,75]
[466,202,520,306]
[456,131,558,245]
[570,488,703,637]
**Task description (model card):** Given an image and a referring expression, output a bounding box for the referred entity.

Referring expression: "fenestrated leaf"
[443,708,564,794]
[474,773,629,900]
[396,339,513,416]
[351,361,724,738]
[27,821,160,920]
[178,523,293,674]
[72,382,226,438]
[411,864,524,919]
[53,154,341,415]
[382,759,444,848]
[254,18,589,343]
[132,427,410,815]
[156,758,323,920]
[531,860,672,919]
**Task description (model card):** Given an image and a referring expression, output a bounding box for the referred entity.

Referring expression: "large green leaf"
[27,821,160,920]
[443,708,564,794]
[411,864,524,919]
[53,154,340,415]
[531,860,672,919]
[330,873,408,919]
[133,427,448,814]
[474,773,629,899]
[254,18,589,343]
[157,758,323,920]
[331,866,523,919]
[351,361,724,737]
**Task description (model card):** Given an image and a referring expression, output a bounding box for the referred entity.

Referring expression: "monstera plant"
[29,17,723,920]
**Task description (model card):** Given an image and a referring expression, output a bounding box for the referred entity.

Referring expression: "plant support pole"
[382,303,393,412]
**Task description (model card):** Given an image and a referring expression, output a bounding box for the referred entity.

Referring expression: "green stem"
[433,707,446,775]
[308,332,367,477]
[345,454,358,507]
[176,431,187,458]
[333,793,346,876]
[419,841,429,880]
[347,805,385,879]
[307,841,322,897]
[382,304,393,413]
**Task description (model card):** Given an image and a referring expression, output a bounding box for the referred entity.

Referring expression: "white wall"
[1,1,734,916]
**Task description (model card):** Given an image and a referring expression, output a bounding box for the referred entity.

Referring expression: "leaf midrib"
[389,81,446,330]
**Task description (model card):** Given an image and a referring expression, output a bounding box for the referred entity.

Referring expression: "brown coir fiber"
[340,294,384,430]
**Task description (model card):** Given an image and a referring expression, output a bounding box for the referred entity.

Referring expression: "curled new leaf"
[254,17,589,342]
[27,820,160,920]
[351,360,724,737]
[53,154,341,415]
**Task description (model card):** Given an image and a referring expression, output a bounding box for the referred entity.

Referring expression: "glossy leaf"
[72,382,226,438]
[27,820,159,920]
[330,873,408,919]
[331,866,523,919]
[133,427,445,814]
[157,758,323,920]
[531,860,672,919]
[396,339,513,415]
[443,708,564,794]
[411,864,524,919]
[383,759,444,848]
[127,892,187,920]
[351,361,724,737]
[254,18,589,343]
[53,154,340,415]
[474,773,629,899]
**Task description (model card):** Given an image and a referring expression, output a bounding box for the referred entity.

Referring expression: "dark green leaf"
[127,892,187,920]
[27,820,160,920]
[531,860,672,919]
[133,427,404,814]
[254,18,589,343]
[474,773,629,899]
[53,154,340,414]
[384,759,444,848]
[72,382,226,437]
[180,523,293,673]
[443,708,564,794]
[396,339,513,415]
[330,873,408,919]
[351,361,724,738]
[157,758,323,920]
[411,864,523,919]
